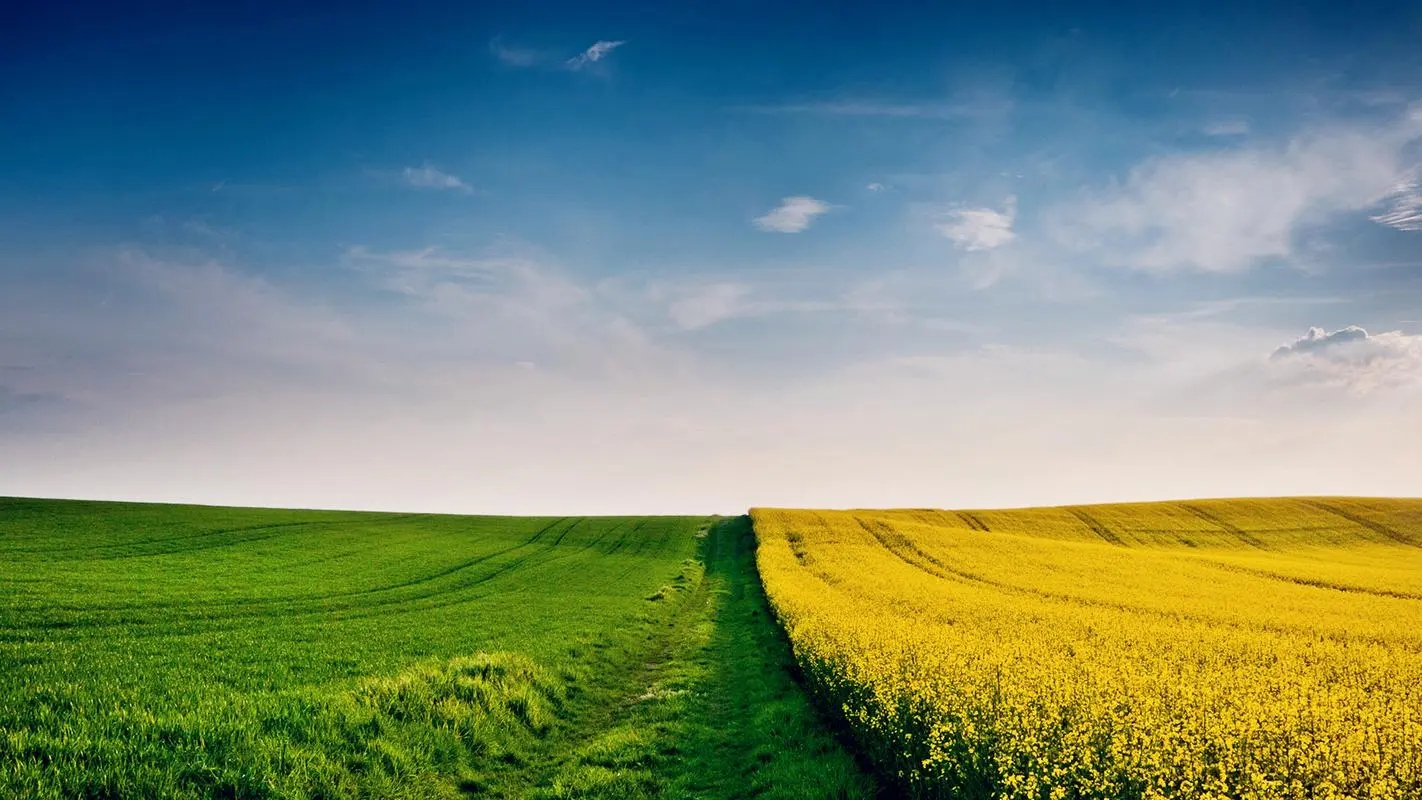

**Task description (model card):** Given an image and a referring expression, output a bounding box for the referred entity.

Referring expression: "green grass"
[0,498,871,798]
[527,514,874,799]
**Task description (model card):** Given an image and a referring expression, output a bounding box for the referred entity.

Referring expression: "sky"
[2,1,1421,514]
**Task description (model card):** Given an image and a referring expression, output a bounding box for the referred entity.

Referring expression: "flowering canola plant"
[752,498,1422,799]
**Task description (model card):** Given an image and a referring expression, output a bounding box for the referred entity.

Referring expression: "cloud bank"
[5,246,1421,514]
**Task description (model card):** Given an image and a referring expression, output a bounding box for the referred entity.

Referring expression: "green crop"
[0,498,869,798]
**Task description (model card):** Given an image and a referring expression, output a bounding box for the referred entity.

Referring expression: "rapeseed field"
[752,498,1422,799]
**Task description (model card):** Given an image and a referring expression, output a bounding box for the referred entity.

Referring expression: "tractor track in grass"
[17,513,432,560]
[0,517,619,639]
[6,517,574,617]
[2,548,563,640]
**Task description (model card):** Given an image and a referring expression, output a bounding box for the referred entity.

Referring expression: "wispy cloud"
[342,245,668,375]
[490,38,627,73]
[489,37,540,68]
[1050,112,1422,272]
[665,283,752,330]
[753,196,832,233]
[566,40,625,71]
[402,164,471,192]
[866,182,886,192]
[1373,175,1422,230]
[936,197,1017,251]
[646,274,907,332]
[345,246,591,322]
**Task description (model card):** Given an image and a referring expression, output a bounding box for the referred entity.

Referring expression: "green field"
[0,498,871,799]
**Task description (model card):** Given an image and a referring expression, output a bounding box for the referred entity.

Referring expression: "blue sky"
[2,1,1420,513]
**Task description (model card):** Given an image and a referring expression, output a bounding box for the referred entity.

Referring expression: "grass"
[0,498,872,798]
[753,497,1422,798]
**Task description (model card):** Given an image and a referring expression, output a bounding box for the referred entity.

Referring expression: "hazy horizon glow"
[2,2,1420,514]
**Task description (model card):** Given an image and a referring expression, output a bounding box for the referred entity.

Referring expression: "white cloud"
[753,196,832,233]
[401,165,470,192]
[866,182,886,192]
[936,197,1017,251]
[1373,176,1422,231]
[1052,114,1422,272]
[1203,119,1250,136]
[566,40,625,71]
[1267,326,1422,394]
[1270,325,1371,358]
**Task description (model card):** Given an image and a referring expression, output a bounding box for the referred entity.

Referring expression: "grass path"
[671,516,873,797]
[481,516,876,798]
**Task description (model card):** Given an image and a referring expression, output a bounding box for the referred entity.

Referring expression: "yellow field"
[752,498,1422,799]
